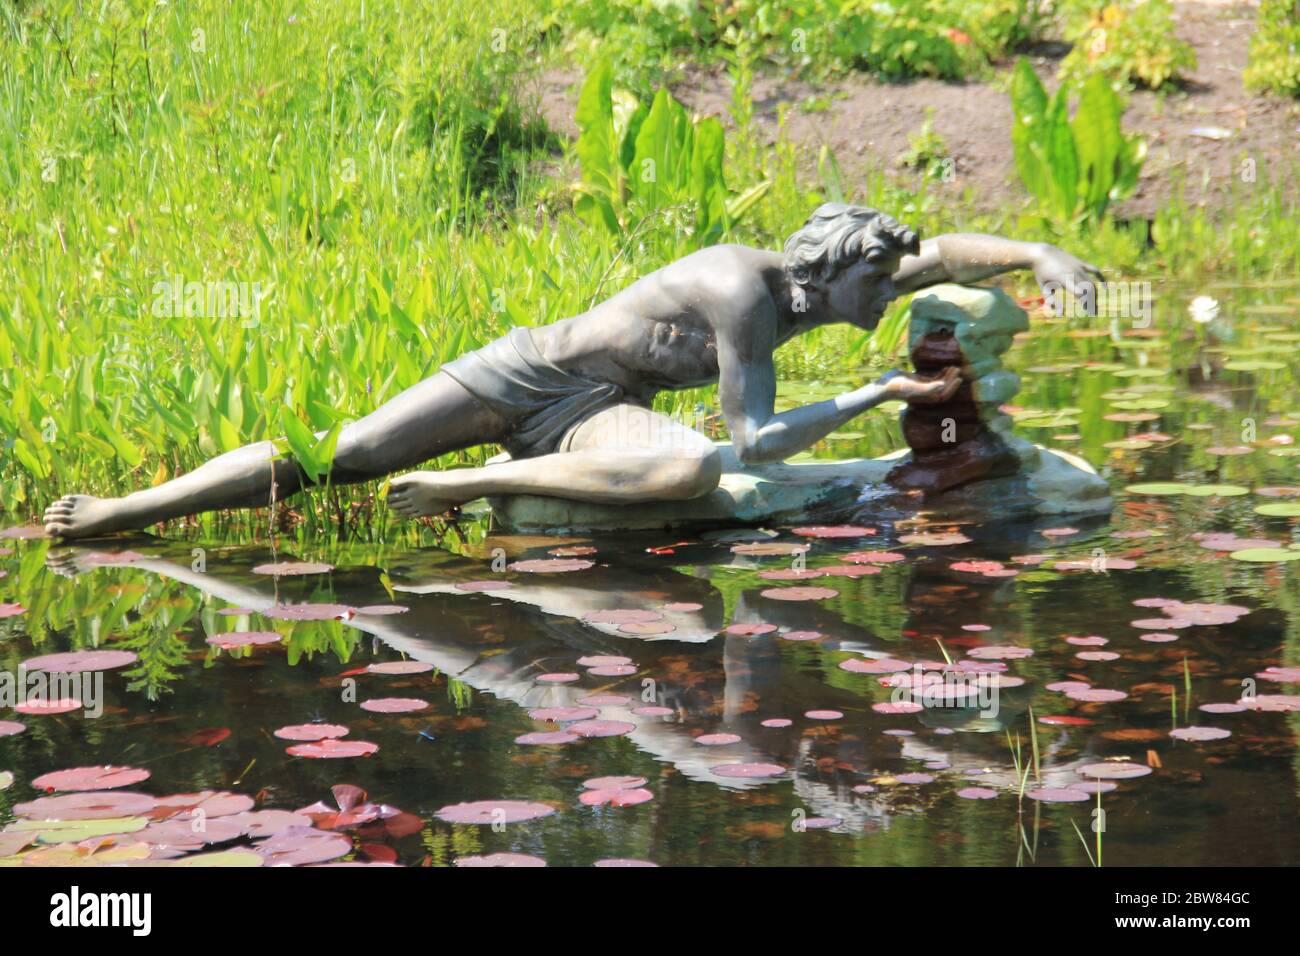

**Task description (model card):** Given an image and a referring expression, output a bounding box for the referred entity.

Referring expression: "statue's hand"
[1032,245,1105,311]
[882,367,961,404]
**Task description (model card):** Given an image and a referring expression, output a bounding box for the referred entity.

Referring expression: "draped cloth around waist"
[440,327,632,460]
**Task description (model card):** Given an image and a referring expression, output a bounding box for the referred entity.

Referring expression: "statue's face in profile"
[822,256,900,330]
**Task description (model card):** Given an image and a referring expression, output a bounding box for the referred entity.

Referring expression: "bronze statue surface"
[43,204,1101,539]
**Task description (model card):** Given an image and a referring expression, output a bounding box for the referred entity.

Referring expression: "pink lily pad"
[22,650,138,672]
[151,791,255,819]
[1065,636,1109,646]
[1139,633,1180,643]
[567,720,636,738]
[1078,761,1152,779]
[455,580,512,592]
[515,731,579,745]
[1199,702,1247,714]
[593,858,659,867]
[1077,651,1120,662]
[781,630,823,641]
[15,697,81,715]
[286,740,378,758]
[618,621,676,635]
[528,706,599,722]
[263,603,356,621]
[791,525,875,538]
[579,787,654,807]
[1,525,46,539]
[967,645,1033,660]
[14,790,157,820]
[1047,681,1091,693]
[1070,781,1118,795]
[661,602,702,612]
[873,701,923,714]
[898,531,971,546]
[761,718,793,728]
[1257,666,1300,683]
[957,787,998,800]
[1241,694,1300,712]
[206,631,282,648]
[274,723,349,741]
[1170,726,1231,742]
[760,586,839,601]
[360,697,428,713]
[535,672,580,684]
[588,664,637,676]
[0,603,28,618]
[252,561,333,576]
[255,826,352,866]
[820,564,880,577]
[367,660,434,675]
[895,773,934,784]
[577,655,632,667]
[583,776,647,791]
[695,733,741,745]
[31,765,150,792]
[355,605,409,616]
[582,609,662,625]
[730,541,809,556]
[456,853,547,867]
[805,709,843,720]
[724,623,776,636]
[759,567,825,580]
[799,816,842,829]
[845,550,906,564]
[1026,787,1090,802]
[435,800,556,824]
[631,705,673,717]
[0,720,27,737]
[1065,688,1128,703]
[840,657,911,674]
[508,558,594,573]
[711,763,786,778]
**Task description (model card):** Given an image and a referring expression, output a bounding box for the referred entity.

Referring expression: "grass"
[1,0,1297,544]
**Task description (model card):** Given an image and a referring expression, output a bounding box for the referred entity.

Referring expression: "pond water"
[1,280,1298,867]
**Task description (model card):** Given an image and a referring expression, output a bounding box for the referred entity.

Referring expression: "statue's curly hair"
[783,204,920,288]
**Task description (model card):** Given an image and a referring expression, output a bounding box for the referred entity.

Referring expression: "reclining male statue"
[43,203,1101,539]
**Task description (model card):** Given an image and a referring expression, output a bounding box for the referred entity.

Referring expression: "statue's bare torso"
[531,245,791,400]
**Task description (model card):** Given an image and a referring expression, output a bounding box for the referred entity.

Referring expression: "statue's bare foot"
[387,473,462,518]
[43,494,138,539]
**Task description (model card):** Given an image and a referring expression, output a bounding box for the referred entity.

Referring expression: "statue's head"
[784,203,920,329]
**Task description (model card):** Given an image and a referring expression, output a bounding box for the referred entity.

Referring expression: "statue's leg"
[387,403,721,516]
[43,373,509,538]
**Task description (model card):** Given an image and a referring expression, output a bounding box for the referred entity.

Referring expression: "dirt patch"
[533,1,1297,219]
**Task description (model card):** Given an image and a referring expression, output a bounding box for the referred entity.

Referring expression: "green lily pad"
[1185,484,1251,497]
[1254,502,1300,517]
[0,772,12,791]
[1229,548,1300,563]
[1223,360,1287,372]
[1114,367,1170,378]
[7,816,148,843]
[1125,483,1192,496]
[1110,398,1170,410]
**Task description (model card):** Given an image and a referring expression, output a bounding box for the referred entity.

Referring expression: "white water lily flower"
[1188,296,1220,324]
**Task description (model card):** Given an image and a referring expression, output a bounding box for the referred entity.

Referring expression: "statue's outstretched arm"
[716,325,958,466]
[894,235,1103,300]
